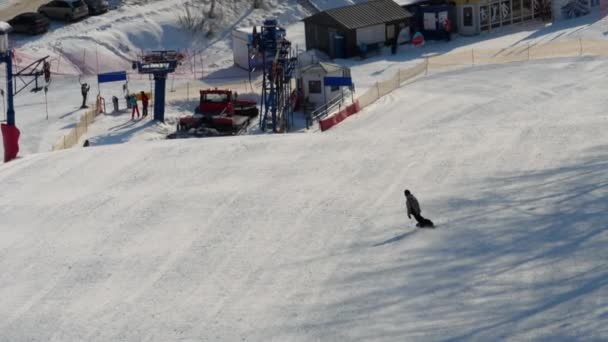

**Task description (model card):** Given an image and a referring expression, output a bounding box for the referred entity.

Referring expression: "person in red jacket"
[140,91,149,118]
[443,17,452,42]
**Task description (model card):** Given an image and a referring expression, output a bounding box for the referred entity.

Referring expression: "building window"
[330,85,339,92]
[512,0,522,21]
[309,80,322,94]
[464,7,473,27]
[522,0,533,19]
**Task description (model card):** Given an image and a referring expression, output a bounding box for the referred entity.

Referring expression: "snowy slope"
[1,56,607,341]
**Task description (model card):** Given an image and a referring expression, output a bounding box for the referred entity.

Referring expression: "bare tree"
[208,0,217,18]
[177,0,206,32]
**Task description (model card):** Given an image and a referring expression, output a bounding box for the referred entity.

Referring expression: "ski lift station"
[299,61,350,108]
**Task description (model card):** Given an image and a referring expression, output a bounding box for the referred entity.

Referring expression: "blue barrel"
[334,35,345,59]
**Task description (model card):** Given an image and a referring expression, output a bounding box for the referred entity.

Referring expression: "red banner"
[1,124,21,162]
[319,101,361,132]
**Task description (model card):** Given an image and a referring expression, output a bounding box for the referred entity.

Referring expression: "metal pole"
[44,86,49,120]
[1,90,4,120]
[153,73,167,122]
[5,52,15,126]
[192,50,196,79]
[472,49,475,66]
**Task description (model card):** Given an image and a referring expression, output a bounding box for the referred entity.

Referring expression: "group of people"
[127,91,150,120]
[412,17,452,48]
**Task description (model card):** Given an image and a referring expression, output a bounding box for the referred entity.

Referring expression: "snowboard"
[415,220,435,229]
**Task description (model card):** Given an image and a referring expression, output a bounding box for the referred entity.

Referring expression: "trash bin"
[112,96,119,112]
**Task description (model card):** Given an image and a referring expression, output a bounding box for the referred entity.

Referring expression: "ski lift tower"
[0,22,19,162]
[259,19,297,132]
[132,50,182,122]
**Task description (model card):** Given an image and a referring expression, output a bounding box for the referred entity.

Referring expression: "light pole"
[0,22,15,126]
[0,21,20,162]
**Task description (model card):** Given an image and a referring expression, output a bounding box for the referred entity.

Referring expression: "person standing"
[43,60,51,84]
[140,91,149,118]
[130,94,140,119]
[80,83,90,109]
[443,17,452,42]
[404,189,434,228]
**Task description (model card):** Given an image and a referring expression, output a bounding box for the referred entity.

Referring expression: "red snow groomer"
[176,88,259,136]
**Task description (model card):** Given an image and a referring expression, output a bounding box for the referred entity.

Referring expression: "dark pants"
[412,212,433,227]
[142,105,148,117]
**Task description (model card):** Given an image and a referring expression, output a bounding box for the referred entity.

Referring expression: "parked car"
[38,0,89,22]
[7,12,50,35]
[83,0,108,15]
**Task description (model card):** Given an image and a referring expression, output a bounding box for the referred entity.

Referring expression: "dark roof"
[305,0,412,30]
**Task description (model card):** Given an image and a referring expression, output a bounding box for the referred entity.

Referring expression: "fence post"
[579,38,582,56]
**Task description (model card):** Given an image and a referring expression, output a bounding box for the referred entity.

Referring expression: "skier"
[129,94,140,119]
[404,189,434,228]
[140,91,149,118]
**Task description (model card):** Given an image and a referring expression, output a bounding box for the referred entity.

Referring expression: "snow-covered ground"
[6,0,608,155]
[7,0,308,77]
[1,0,308,154]
[8,6,608,155]
[1,55,607,341]
[1,2,608,339]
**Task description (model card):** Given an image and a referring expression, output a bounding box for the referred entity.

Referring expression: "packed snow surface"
[1,56,607,341]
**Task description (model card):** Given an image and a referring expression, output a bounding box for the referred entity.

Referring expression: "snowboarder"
[80,83,90,109]
[129,94,140,119]
[404,189,434,228]
[140,91,149,118]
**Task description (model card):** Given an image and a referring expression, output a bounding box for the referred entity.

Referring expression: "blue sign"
[323,76,352,87]
[97,71,127,83]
